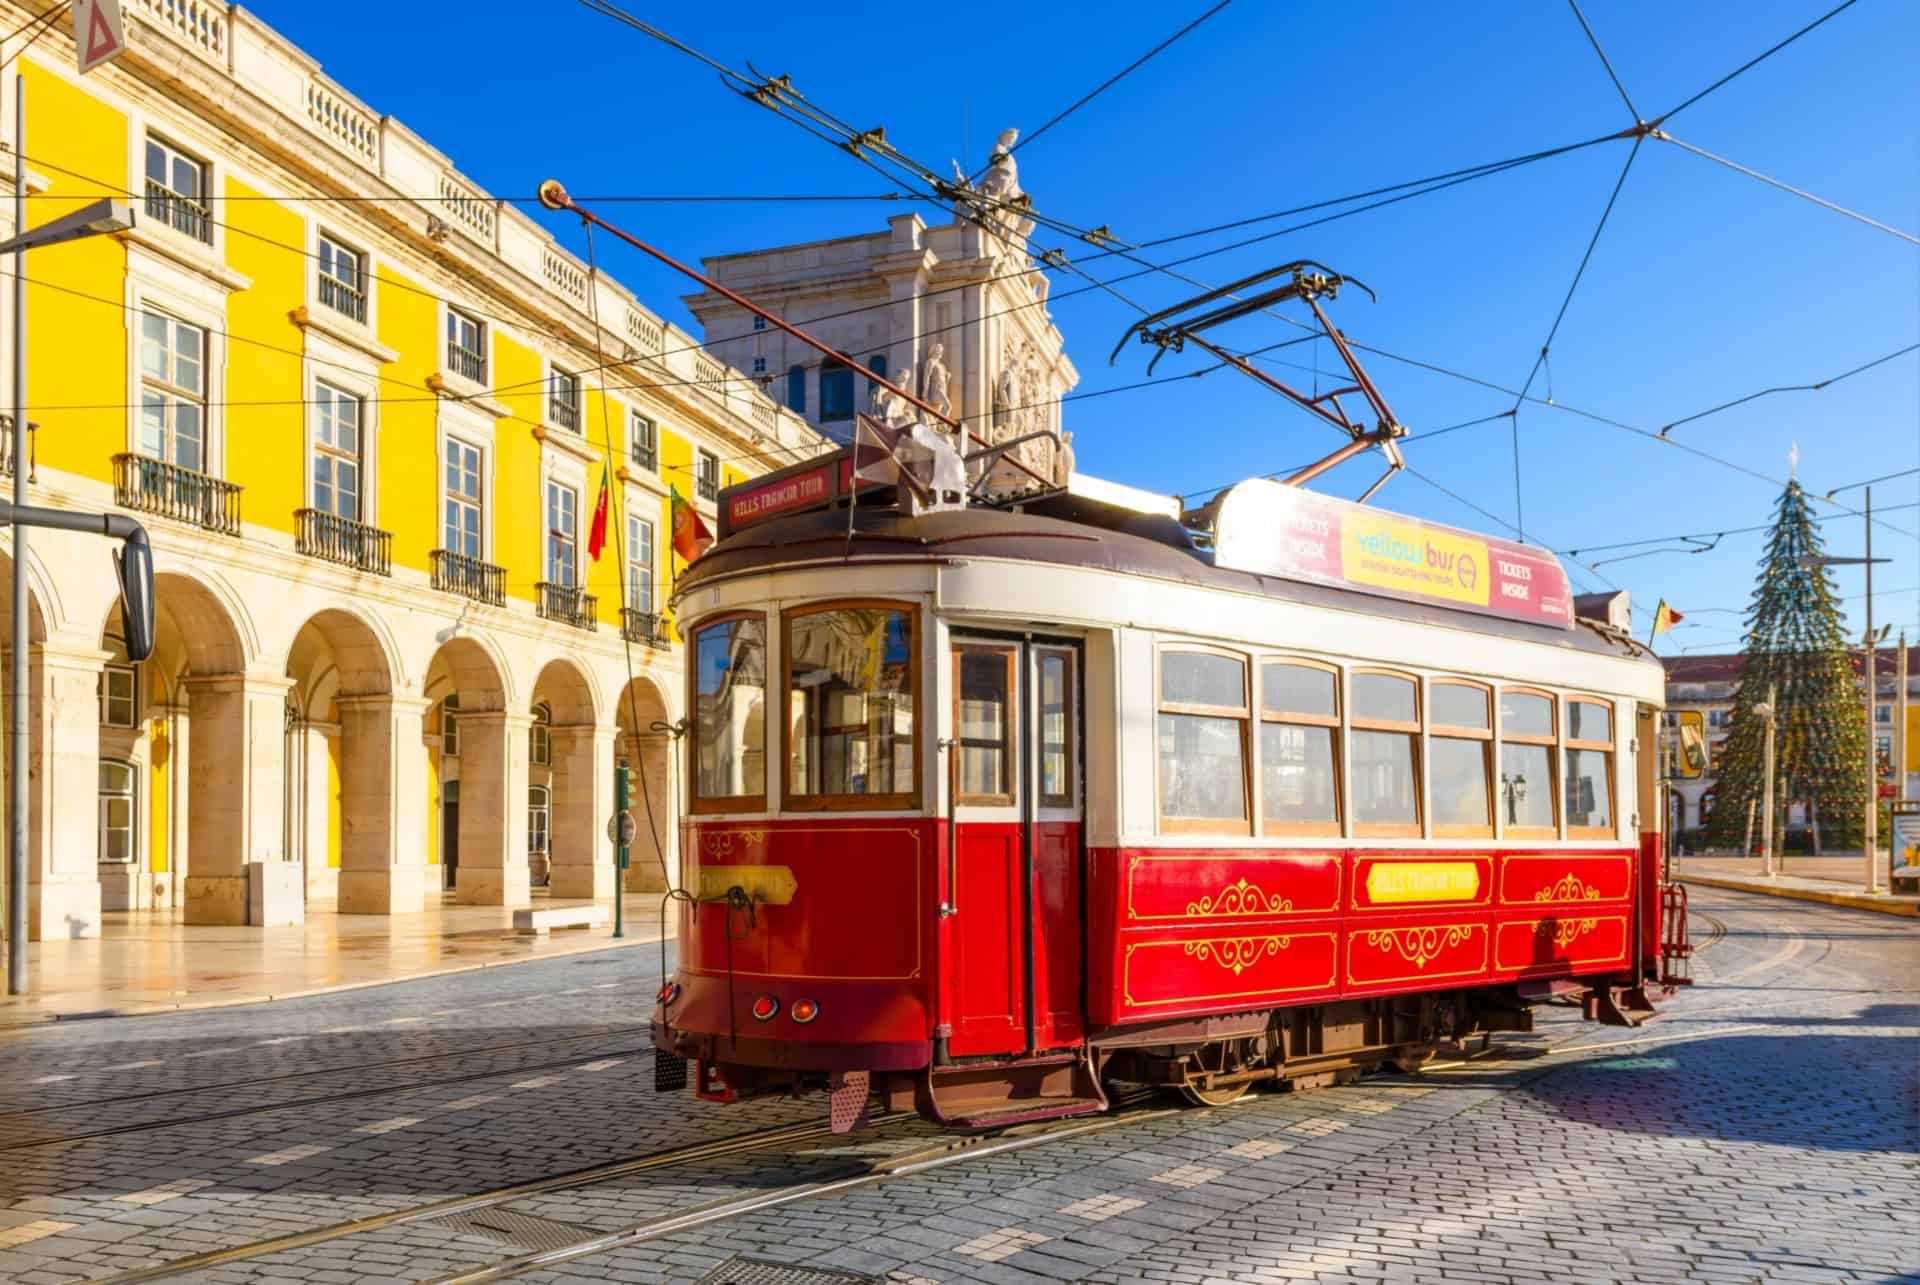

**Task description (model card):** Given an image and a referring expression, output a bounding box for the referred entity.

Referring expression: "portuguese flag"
[586,466,610,562]
[670,484,714,563]
[1650,598,1683,640]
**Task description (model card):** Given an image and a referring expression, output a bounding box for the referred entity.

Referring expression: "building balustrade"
[536,581,598,631]
[112,453,242,534]
[144,177,211,243]
[447,340,486,383]
[317,272,367,323]
[621,608,673,650]
[295,508,392,576]
[430,548,505,605]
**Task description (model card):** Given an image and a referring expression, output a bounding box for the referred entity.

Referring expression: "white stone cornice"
[291,305,400,366]
[116,225,252,294]
[426,372,515,421]
[533,424,616,470]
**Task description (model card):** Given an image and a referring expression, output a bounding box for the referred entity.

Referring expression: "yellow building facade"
[1,3,825,936]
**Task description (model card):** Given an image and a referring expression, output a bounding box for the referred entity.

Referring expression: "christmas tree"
[1706,480,1869,851]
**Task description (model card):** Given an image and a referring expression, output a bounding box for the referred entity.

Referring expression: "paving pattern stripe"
[0,1024,656,1121]
[88,1115,915,1284]
[421,1103,1179,1285]
[0,1037,656,1152]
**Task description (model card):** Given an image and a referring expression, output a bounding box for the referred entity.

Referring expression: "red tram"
[650,455,1685,1130]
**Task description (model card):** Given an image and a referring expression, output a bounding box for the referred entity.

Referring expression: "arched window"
[99,760,137,864]
[98,632,137,728]
[530,701,552,766]
[786,365,805,413]
[819,358,854,423]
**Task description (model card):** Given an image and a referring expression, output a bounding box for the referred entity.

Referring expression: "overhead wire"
[1652,131,1920,246]
[1658,343,1920,436]
[1567,0,1642,122]
[1001,0,1233,162]
[1652,0,1862,127]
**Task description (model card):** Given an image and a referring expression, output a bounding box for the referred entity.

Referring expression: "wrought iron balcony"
[446,341,486,383]
[144,178,211,243]
[112,453,241,535]
[621,608,673,650]
[549,394,580,433]
[430,548,505,606]
[296,508,392,576]
[536,581,597,631]
[317,272,367,323]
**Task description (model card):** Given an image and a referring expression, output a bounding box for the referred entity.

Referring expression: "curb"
[1682,874,1919,918]
[0,929,674,1032]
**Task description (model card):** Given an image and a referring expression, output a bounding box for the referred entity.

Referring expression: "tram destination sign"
[1213,479,1574,630]
[718,450,869,539]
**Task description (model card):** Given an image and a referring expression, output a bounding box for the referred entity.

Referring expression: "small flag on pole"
[852,413,930,502]
[586,467,610,562]
[1650,599,1683,641]
[670,484,713,563]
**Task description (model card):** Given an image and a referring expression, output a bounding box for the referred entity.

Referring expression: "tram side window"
[692,616,767,809]
[786,605,916,807]
[1259,660,1339,833]
[1038,649,1074,808]
[1158,650,1249,834]
[1350,671,1420,834]
[1564,698,1615,836]
[956,645,1014,805]
[1498,689,1557,838]
[1430,681,1493,837]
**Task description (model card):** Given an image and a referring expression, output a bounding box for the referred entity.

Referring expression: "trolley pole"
[613,763,631,939]
[1761,684,1777,879]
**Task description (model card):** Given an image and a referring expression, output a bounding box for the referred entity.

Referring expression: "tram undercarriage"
[658,983,1579,1128]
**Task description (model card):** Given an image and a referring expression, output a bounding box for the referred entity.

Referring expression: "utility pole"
[8,74,26,994]
[1863,486,1877,893]
[1762,684,1777,879]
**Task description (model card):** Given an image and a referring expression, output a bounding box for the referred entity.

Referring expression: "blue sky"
[270,1,1919,653]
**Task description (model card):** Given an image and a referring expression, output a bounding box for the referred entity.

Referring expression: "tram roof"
[677,504,1657,666]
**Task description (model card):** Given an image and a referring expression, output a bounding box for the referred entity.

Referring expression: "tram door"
[947,637,1084,1057]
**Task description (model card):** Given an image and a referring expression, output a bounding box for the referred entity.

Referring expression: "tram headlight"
[789,998,820,1025]
[750,994,780,1022]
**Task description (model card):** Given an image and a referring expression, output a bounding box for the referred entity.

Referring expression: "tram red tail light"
[790,999,820,1025]
[656,981,680,1005]
[750,995,780,1022]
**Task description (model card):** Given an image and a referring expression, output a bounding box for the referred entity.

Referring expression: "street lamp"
[1752,688,1777,878]
[1,141,148,994]
[1801,528,1894,893]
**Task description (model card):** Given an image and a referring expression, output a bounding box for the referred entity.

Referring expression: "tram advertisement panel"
[1212,479,1574,629]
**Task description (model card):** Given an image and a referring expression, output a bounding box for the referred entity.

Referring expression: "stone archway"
[425,634,526,906]
[285,608,417,915]
[530,657,610,901]
[0,547,94,940]
[148,570,274,927]
[614,674,674,891]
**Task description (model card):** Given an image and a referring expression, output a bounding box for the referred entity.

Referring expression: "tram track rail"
[92,1113,919,1284]
[425,1096,1177,1285]
[0,1024,657,1122]
[0,1037,656,1153]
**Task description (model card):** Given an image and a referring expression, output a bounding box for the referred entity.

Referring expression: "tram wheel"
[1386,1043,1441,1073]
[1177,1078,1251,1107]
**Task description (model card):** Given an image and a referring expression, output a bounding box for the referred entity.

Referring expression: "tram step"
[943,1096,1108,1130]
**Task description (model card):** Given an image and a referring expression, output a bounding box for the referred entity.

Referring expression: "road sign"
[607,810,638,847]
[73,0,127,75]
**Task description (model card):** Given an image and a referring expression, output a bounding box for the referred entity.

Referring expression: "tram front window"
[692,616,767,807]
[787,605,916,806]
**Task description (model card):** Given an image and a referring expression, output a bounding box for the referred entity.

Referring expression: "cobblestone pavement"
[0,887,1912,1284]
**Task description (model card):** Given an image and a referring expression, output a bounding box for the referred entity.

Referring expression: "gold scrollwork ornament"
[1534,872,1602,903]
[1182,935,1289,976]
[1186,877,1293,918]
[1365,925,1471,969]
